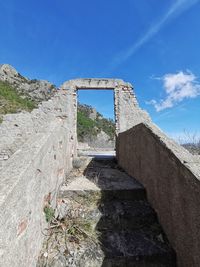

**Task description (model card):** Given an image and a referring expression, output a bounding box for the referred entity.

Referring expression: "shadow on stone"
[82,157,176,267]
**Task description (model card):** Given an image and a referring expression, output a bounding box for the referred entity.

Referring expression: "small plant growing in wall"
[43,206,55,223]
[43,192,55,223]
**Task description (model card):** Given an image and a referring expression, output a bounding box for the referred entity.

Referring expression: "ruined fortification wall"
[113,82,150,133]
[0,90,73,169]
[2,77,199,266]
[0,89,75,267]
[61,78,150,139]
[117,122,200,267]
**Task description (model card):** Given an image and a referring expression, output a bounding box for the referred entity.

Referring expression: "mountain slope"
[0,64,57,122]
[0,64,57,102]
[77,103,115,143]
[0,80,37,122]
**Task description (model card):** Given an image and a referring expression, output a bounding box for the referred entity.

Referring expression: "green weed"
[44,206,55,223]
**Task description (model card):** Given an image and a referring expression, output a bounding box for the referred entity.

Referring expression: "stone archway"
[61,78,150,153]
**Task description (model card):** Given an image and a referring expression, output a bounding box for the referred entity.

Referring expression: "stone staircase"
[37,157,176,267]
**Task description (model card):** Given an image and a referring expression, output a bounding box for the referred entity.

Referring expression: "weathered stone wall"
[117,122,200,267]
[0,89,75,169]
[61,78,151,147]
[113,82,150,133]
[3,77,198,266]
[0,90,75,266]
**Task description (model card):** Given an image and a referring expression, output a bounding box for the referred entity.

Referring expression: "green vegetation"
[77,103,115,142]
[96,113,115,138]
[44,206,55,223]
[77,110,98,141]
[0,81,115,144]
[0,80,37,122]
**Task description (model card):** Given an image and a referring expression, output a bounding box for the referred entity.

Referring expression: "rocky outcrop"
[83,130,115,149]
[77,104,115,149]
[0,64,57,102]
[88,108,97,121]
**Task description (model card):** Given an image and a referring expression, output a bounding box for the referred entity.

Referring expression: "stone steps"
[55,195,175,266]
[99,229,176,267]
[95,200,158,231]
[59,188,147,202]
[37,157,176,267]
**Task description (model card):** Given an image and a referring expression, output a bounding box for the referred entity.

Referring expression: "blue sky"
[0,0,200,140]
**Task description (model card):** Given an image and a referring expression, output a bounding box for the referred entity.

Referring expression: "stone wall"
[2,77,198,266]
[0,89,75,169]
[113,82,151,134]
[117,122,200,267]
[0,90,75,266]
[61,78,151,148]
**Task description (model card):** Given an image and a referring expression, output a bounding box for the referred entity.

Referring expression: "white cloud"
[109,0,200,70]
[149,71,200,111]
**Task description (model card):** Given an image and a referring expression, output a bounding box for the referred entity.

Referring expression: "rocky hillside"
[0,64,57,102]
[0,64,57,122]
[77,103,115,148]
[0,80,37,122]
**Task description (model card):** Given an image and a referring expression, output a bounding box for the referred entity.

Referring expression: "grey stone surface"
[84,130,115,149]
[117,122,200,267]
[88,108,97,120]
[62,78,132,89]
[0,89,76,267]
[0,89,75,169]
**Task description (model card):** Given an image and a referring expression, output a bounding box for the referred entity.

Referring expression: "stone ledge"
[129,122,200,180]
[62,78,132,90]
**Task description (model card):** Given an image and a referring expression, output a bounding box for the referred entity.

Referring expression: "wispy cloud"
[110,0,199,69]
[148,70,200,111]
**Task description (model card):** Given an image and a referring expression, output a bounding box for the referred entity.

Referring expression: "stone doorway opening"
[61,78,143,157]
[77,89,116,156]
